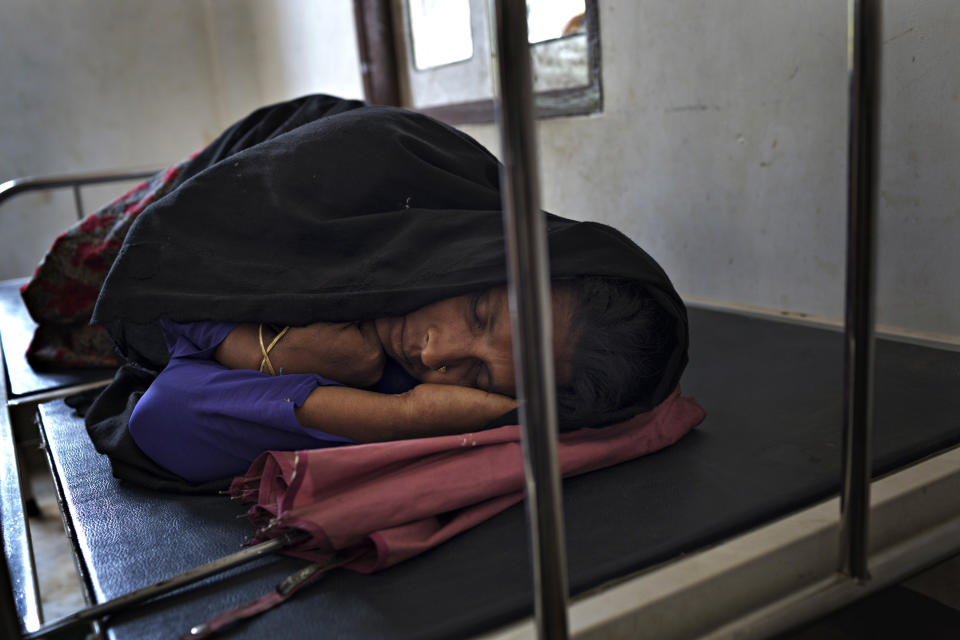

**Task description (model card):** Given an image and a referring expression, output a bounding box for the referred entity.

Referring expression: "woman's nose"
[419,328,442,369]
[420,327,460,370]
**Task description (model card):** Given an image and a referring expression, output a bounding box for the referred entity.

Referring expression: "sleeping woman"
[88,94,689,488]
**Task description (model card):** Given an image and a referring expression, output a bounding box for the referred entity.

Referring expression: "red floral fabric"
[20,162,188,368]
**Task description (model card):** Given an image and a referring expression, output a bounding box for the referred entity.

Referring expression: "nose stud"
[436,365,447,374]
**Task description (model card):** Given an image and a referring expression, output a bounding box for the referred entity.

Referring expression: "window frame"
[354,0,602,124]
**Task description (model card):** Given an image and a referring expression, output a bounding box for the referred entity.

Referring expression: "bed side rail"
[1,346,41,637]
[0,168,157,637]
[0,169,159,221]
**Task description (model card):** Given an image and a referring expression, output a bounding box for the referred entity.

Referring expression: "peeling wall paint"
[0,0,955,338]
[463,0,959,338]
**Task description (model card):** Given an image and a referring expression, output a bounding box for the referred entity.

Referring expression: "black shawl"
[88,95,688,490]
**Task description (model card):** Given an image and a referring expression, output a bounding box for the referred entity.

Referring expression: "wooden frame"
[353,0,402,106]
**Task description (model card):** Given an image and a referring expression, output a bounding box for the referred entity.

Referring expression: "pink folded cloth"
[230,387,705,573]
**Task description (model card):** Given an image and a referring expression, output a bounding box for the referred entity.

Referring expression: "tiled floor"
[25,449,86,622]
[777,584,960,639]
[902,553,960,611]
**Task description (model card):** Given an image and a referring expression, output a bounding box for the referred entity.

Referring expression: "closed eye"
[468,291,493,392]
[473,359,492,393]
[471,292,483,329]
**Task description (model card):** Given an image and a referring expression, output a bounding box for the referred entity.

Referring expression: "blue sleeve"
[129,356,354,484]
[158,320,238,359]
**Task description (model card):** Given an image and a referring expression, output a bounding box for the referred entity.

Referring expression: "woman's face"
[374,286,575,395]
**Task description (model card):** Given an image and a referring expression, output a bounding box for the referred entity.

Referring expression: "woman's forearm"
[214,322,384,386]
[294,384,516,442]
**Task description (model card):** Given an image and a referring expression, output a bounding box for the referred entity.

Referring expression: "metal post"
[839,0,881,581]
[72,184,85,221]
[491,1,569,638]
[0,541,23,640]
[1,344,38,636]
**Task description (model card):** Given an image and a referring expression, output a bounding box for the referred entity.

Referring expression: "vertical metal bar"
[352,0,402,106]
[71,184,84,221]
[491,1,569,638]
[1,342,39,636]
[839,0,881,581]
[0,543,24,639]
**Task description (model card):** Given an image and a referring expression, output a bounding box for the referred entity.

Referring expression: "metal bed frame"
[499,0,886,634]
[4,1,958,638]
[0,169,158,223]
[0,169,158,632]
[0,166,157,428]
[499,1,893,634]
[0,165,158,437]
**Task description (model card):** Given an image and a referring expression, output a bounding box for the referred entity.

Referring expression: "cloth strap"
[181,550,363,639]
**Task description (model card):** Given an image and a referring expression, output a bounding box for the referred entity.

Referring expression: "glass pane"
[402,0,599,116]
[526,0,586,44]
[408,0,474,70]
[531,33,588,91]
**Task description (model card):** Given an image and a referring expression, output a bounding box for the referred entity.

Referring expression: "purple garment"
[129,321,417,484]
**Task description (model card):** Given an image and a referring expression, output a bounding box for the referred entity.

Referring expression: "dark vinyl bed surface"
[0,278,114,399]
[39,307,960,639]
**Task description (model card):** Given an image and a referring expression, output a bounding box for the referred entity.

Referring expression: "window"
[354,0,602,123]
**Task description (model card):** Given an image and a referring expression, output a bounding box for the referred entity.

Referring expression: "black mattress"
[39,307,960,639]
[0,278,114,399]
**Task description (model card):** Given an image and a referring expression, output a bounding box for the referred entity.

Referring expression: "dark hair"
[555,277,677,430]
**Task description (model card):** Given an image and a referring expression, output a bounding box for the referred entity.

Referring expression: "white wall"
[0,0,223,280]
[463,0,959,339]
[0,0,363,281]
[3,0,955,339]
[245,0,363,107]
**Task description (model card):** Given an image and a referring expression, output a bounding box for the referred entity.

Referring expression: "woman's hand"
[294,383,517,442]
[214,321,385,387]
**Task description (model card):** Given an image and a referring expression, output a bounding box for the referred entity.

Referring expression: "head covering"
[92,94,688,427]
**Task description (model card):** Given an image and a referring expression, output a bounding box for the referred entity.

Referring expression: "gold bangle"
[258,323,290,376]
